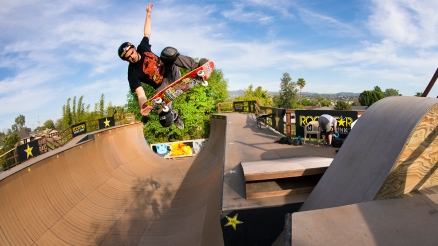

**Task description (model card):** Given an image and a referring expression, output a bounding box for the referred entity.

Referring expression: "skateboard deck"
[144,60,215,111]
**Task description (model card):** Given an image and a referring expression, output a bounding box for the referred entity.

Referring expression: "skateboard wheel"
[197,70,205,78]
[154,97,162,104]
[201,80,208,86]
[162,106,169,112]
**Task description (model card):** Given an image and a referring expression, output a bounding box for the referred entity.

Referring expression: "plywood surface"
[0,119,226,246]
[221,113,337,212]
[292,194,438,246]
[300,96,438,212]
[242,157,332,181]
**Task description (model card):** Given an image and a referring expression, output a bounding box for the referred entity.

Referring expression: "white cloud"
[367,0,438,48]
[298,8,363,38]
[221,3,273,24]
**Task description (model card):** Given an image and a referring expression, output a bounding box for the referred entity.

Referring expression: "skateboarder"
[118,3,207,129]
[318,114,338,147]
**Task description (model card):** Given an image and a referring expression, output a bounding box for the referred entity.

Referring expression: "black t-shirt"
[127,37,160,92]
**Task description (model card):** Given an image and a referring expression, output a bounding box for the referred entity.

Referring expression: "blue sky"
[1,0,438,131]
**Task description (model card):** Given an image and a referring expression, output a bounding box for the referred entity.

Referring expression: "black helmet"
[118,42,135,59]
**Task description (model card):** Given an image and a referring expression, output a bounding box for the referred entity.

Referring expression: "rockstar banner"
[98,117,115,129]
[295,110,358,138]
[17,139,40,163]
[71,122,87,138]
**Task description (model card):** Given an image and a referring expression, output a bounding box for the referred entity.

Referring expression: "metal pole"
[421,68,438,97]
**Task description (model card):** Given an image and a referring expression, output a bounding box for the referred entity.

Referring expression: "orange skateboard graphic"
[143,60,215,112]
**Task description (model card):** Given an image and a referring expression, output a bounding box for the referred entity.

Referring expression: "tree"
[313,96,331,107]
[72,96,77,123]
[0,133,21,168]
[99,94,105,117]
[301,98,314,106]
[234,84,273,106]
[15,115,25,130]
[43,120,55,129]
[11,115,26,133]
[359,90,384,107]
[384,88,400,97]
[63,98,72,127]
[334,101,352,110]
[77,96,85,122]
[278,73,299,108]
[415,92,422,97]
[297,78,306,105]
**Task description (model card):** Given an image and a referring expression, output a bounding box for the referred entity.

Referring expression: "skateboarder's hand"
[141,105,153,116]
[146,3,153,14]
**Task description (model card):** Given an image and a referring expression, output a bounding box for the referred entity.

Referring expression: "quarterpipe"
[0,116,226,245]
[300,96,438,211]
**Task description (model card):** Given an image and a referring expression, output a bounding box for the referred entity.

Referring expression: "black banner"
[295,110,358,138]
[98,117,115,129]
[71,122,87,138]
[17,140,40,162]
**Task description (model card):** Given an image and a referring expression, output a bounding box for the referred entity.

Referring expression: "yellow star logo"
[104,118,110,127]
[225,214,243,230]
[338,117,346,127]
[24,144,33,159]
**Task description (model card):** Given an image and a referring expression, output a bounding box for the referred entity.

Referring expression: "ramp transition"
[0,116,226,245]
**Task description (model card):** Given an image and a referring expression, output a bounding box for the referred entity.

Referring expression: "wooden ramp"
[0,116,226,245]
[242,157,332,199]
[277,96,438,245]
[300,96,438,211]
[292,194,438,246]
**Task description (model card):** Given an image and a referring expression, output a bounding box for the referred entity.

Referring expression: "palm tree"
[297,78,306,104]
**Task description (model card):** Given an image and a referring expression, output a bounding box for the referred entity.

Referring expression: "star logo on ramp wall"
[24,144,33,159]
[104,118,111,127]
[224,214,243,230]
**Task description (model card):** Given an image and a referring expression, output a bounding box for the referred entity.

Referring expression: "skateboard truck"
[197,70,208,86]
[152,97,170,112]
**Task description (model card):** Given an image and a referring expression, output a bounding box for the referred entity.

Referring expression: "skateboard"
[143,60,215,112]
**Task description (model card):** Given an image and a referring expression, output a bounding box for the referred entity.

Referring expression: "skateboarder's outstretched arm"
[135,3,154,116]
[144,3,152,39]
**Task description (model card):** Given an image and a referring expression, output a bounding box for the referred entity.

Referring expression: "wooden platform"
[241,157,332,199]
[291,193,438,246]
[221,113,337,212]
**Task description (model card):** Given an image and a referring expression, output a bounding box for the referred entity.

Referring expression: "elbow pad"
[160,47,179,64]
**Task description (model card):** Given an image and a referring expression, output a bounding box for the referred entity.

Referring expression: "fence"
[218,101,297,138]
[0,113,136,172]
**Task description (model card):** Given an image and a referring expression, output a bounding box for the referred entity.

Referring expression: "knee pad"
[159,110,174,127]
[160,47,179,64]
[158,110,177,127]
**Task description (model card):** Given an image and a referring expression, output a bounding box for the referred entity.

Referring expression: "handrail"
[0,148,15,159]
